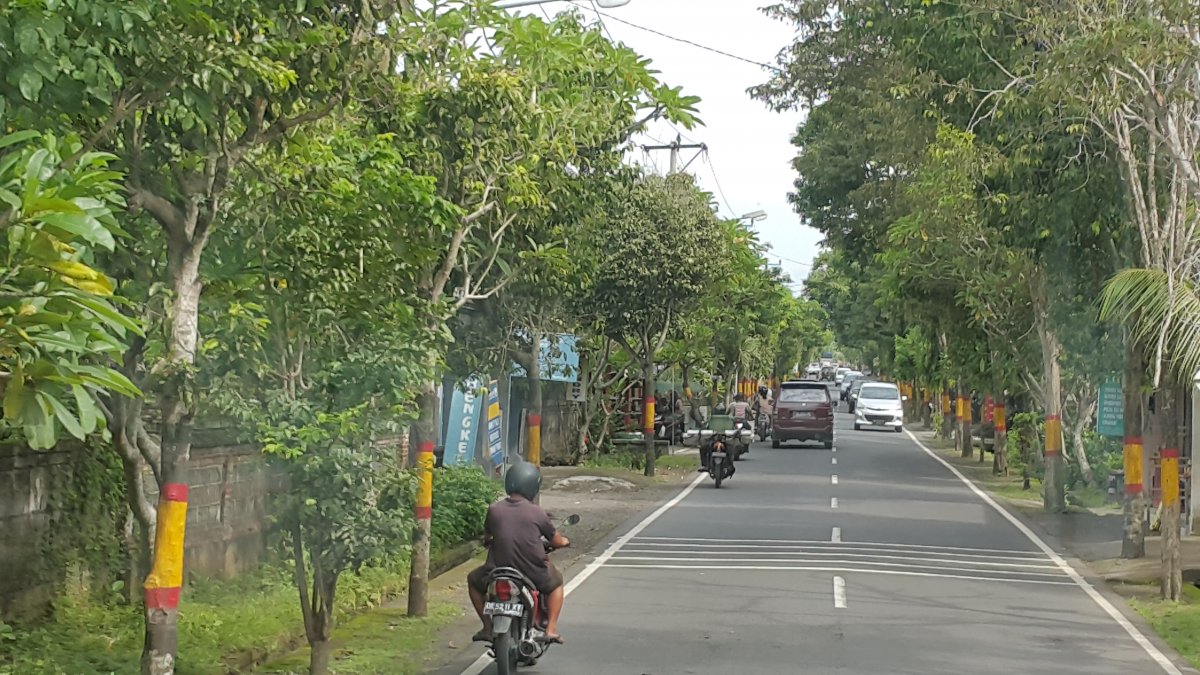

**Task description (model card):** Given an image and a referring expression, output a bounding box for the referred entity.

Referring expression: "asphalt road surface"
[449,396,1193,675]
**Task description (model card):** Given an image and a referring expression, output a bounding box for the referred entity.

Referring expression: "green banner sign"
[1096,380,1124,438]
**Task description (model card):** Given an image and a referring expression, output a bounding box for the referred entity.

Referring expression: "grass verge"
[1129,584,1200,670]
[1,559,412,675]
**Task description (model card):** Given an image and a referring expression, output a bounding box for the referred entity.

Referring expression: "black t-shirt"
[483,496,556,589]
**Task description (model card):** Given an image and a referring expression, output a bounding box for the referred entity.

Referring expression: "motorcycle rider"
[468,462,570,644]
[729,393,751,429]
[752,385,774,434]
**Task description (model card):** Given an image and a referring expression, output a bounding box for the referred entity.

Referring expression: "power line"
[567,2,781,72]
[586,0,617,43]
[703,151,738,216]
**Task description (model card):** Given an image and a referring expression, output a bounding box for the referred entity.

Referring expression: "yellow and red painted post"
[994,401,1006,436]
[144,483,188,617]
[527,413,542,467]
[415,440,434,520]
[642,393,655,440]
[1044,415,1062,458]
[1124,436,1144,500]
[408,440,435,617]
[1162,447,1180,511]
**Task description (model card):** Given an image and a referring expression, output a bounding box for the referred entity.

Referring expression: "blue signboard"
[485,382,505,472]
[512,334,580,383]
[444,378,484,467]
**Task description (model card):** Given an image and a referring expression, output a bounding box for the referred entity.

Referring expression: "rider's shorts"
[469,561,564,595]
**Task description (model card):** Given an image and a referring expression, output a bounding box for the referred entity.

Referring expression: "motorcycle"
[730,418,753,460]
[754,413,771,441]
[483,514,581,674]
[707,432,735,488]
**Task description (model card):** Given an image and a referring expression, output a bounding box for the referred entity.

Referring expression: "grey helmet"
[505,461,542,501]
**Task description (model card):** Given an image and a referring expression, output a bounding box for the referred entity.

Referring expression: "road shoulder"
[908,428,1199,674]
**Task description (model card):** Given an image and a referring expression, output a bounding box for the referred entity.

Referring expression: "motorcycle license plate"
[711,452,727,460]
[484,601,523,617]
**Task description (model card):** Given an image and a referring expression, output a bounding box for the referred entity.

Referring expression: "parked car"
[853,382,905,432]
[840,371,863,400]
[772,381,834,449]
[847,378,871,412]
[806,363,821,377]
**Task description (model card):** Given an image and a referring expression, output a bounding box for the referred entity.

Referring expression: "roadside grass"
[1130,584,1200,670]
[581,450,695,478]
[1,560,411,675]
[928,436,1045,503]
[258,600,461,674]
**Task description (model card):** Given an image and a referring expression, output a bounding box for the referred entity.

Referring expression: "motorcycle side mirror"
[564,514,581,526]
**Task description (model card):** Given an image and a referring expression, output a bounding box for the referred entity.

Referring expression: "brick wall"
[0,437,282,620]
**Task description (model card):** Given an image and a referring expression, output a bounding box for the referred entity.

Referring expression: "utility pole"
[643,134,706,174]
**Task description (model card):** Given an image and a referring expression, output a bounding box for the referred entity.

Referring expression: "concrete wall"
[0,437,283,620]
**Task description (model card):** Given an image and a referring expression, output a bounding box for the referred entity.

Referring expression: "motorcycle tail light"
[494,579,513,601]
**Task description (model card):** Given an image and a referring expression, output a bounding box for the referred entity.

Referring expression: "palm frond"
[1099,267,1200,385]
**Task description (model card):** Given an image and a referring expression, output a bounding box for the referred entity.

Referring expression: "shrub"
[431,467,502,554]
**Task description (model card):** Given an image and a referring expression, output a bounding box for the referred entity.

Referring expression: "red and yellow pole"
[408,440,435,616]
[1124,436,1144,498]
[415,441,434,521]
[994,402,1007,435]
[144,483,188,615]
[642,394,655,439]
[1044,415,1062,457]
[527,413,542,467]
[1162,447,1180,509]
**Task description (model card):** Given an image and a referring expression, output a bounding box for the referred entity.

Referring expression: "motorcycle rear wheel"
[495,630,518,675]
[714,461,724,488]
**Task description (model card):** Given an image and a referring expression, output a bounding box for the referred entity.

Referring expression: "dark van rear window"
[779,388,827,403]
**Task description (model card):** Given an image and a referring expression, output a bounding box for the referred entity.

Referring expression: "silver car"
[853,382,905,432]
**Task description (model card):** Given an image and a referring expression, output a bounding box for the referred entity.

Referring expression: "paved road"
[451,400,1192,674]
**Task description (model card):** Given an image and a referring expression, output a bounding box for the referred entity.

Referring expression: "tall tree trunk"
[980,393,991,464]
[942,388,954,439]
[993,391,1009,476]
[682,365,704,428]
[142,238,204,675]
[1036,316,1067,512]
[407,385,438,617]
[642,360,657,478]
[1159,381,1184,601]
[959,382,973,459]
[1122,339,1147,558]
[1069,389,1098,488]
[525,331,544,467]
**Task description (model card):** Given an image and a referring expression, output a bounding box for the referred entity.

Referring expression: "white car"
[853,382,905,432]
[806,363,821,377]
[834,367,851,385]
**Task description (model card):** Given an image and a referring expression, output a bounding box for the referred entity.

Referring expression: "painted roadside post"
[407,439,435,617]
[144,482,188,665]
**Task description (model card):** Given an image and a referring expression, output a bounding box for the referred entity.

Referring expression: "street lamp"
[740,210,768,226]
[495,0,630,8]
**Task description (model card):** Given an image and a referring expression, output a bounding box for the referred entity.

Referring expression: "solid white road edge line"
[458,472,708,675]
[832,526,842,543]
[903,428,1184,675]
[833,576,847,609]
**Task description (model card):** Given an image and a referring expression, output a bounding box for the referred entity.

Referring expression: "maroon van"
[772,381,834,449]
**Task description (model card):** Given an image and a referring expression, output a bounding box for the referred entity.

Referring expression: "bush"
[431,467,502,554]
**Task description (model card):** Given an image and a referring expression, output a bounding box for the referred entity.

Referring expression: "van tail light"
[494,580,513,601]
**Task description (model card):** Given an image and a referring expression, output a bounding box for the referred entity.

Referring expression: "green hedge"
[431,467,502,554]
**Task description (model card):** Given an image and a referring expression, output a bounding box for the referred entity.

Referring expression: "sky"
[516,0,824,289]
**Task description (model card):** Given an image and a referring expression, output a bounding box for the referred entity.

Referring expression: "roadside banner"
[485,382,505,474]
[443,377,484,467]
